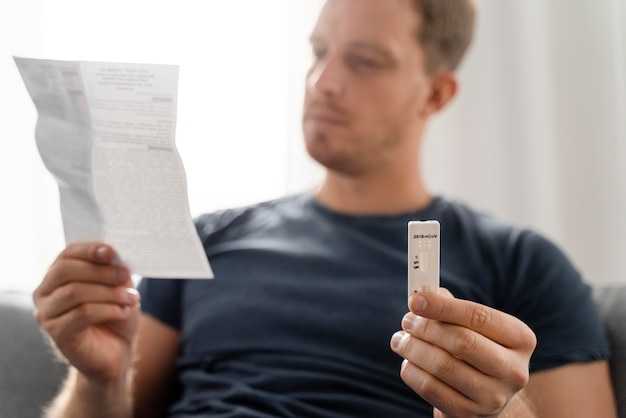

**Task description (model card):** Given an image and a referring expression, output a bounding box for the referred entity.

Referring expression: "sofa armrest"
[594,285,626,418]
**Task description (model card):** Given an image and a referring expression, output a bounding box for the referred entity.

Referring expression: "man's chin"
[305,132,333,162]
[305,147,361,177]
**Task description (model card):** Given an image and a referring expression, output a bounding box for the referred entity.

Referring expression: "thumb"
[438,287,455,298]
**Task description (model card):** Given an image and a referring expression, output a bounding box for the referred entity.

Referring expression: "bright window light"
[1,0,324,291]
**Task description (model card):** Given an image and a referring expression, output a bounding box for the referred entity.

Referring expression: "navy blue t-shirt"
[138,193,609,417]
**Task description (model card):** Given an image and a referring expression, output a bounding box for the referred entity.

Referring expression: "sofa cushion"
[0,291,66,418]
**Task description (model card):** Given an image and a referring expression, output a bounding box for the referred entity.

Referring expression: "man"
[33,0,617,417]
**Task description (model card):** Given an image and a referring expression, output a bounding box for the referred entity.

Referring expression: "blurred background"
[1,0,625,291]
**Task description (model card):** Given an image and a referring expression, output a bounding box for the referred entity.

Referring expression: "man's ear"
[421,72,458,117]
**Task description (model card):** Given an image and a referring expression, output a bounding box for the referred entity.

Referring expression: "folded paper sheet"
[15,57,213,279]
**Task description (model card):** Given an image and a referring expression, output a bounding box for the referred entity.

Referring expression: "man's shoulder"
[436,195,555,257]
[193,192,313,240]
[437,195,521,234]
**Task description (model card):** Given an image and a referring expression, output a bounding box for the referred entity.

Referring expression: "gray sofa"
[1,286,625,418]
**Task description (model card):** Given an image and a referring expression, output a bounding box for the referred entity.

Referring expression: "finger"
[35,257,130,298]
[409,292,536,350]
[37,283,140,321]
[400,312,531,388]
[438,287,454,298]
[43,301,137,345]
[392,329,506,407]
[55,242,117,265]
[398,358,504,418]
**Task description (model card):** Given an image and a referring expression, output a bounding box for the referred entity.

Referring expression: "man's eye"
[349,56,381,70]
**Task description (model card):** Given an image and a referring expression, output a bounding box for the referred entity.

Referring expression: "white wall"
[425,0,626,285]
[2,0,625,291]
[1,0,313,291]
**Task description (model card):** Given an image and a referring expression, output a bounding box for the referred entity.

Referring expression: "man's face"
[303,0,433,176]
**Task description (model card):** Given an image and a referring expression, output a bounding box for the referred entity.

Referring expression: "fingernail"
[124,288,140,305]
[411,295,428,313]
[391,331,405,349]
[402,312,418,330]
[95,245,108,261]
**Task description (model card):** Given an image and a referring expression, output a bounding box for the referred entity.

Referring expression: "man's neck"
[315,167,432,216]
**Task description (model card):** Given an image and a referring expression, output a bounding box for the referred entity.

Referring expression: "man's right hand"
[33,242,141,383]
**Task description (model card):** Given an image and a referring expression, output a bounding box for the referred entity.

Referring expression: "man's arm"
[133,313,180,418]
[525,361,617,418]
[34,243,179,418]
[44,367,133,418]
[43,313,180,418]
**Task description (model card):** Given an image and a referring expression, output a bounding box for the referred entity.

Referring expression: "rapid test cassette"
[408,220,440,297]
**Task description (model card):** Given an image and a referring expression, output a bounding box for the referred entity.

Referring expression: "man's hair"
[410,0,476,73]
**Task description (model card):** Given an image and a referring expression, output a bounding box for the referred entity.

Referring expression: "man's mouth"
[304,110,348,127]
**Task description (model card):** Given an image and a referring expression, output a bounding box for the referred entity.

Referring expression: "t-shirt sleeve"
[137,278,183,330]
[500,230,610,372]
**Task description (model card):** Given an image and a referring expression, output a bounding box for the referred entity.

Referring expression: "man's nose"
[306,56,345,98]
